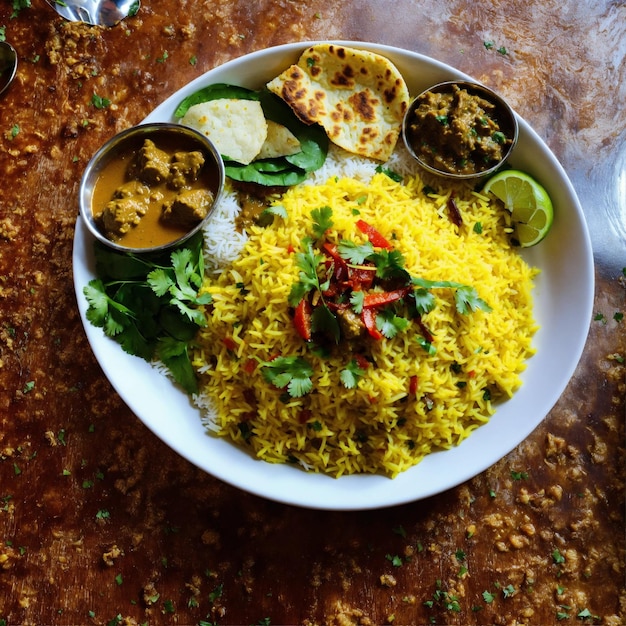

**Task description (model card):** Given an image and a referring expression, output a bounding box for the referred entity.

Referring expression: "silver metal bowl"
[79,123,224,254]
[402,80,519,181]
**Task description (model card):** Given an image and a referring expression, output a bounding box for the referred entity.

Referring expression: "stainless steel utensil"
[46,0,139,27]
[0,41,18,96]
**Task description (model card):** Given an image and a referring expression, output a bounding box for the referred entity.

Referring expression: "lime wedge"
[483,170,554,247]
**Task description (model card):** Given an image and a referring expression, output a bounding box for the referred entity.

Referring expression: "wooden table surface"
[0,1,624,624]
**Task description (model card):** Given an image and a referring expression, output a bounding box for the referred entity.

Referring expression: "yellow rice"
[191,169,539,478]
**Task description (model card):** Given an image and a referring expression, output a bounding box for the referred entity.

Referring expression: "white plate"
[73,41,594,510]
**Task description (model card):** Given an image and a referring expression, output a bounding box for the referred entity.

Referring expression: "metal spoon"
[46,0,140,27]
[0,41,18,96]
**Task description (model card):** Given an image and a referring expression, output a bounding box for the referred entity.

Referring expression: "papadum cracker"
[181,99,267,165]
[257,120,301,160]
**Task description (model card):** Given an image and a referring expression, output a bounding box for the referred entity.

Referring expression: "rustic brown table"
[0,1,624,624]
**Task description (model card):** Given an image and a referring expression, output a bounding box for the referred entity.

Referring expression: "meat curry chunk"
[162,188,214,228]
[136,139,171,185]
[99,181,151,237]
[169,150,206,189]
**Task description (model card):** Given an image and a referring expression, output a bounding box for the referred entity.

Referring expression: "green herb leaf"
[454,285,492,314]
[375,164,402,182]
[260,356,314,398]
[417,336,436,355]
[411,288,436,316]
[349,290,365,314]
[264,205,288,220]
[337,239,375,264]
[311,303,341,344]
[377,308,409,339]
[310,206,334,239]
[83,233,208,393]
[386,553,403,567]
[552,549,565,564]
[91,93,111,109]
[370,248,409,281]
[156,337,199,395]
[482,590,495,603]
[340,359,366,389]
[412,277,491,315]
[502,584,516,598]
[288,238,326,306]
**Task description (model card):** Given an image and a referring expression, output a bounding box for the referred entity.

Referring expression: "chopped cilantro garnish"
[492,131,507,144]
[377,308,409,339]
[417,336,436,355]
[340,359,366,388]
[288,238,327,306]
[375,164,402,182]
[411,277,492,315]
[337,239,375,264]
[259,356,314,398]
[482,590,495,603]
[386,553,403,567]
[310,205,333,239]
[279,206,492,398]
[502,584,516,598]
[91,93,111,109]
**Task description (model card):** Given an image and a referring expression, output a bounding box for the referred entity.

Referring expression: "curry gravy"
[91,130,219,249]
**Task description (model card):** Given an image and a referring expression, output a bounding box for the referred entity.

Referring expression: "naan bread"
[266,44,410,161]
[181,99,267,165]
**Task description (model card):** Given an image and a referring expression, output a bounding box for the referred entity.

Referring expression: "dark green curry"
[406,84,512,176]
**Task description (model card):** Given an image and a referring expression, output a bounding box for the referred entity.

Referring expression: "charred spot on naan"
[348,91,377,122]
[267,44,409,161]
[271,66,326,125]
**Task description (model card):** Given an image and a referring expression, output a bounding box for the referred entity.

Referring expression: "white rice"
[202,143,421,272]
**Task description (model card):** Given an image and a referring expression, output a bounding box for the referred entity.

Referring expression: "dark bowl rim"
[79,121,225,255]
[401,79,519,181]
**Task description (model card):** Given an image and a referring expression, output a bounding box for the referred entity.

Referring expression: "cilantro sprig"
[340,359,366,389]
[288,238,329,306]
[147,247,212,326]
[259,356,314,398]
[83,232,210,394]
[411,277,492,315]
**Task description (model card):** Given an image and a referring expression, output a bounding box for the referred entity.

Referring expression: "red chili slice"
[362,287,410,308]
[322,242,349,281]
[361,307,383,340]
[223,337,237,351]
[354,354,371,370]
[243,358,257,374]
[416,317,434,344]
[356,219,393,249]
[347,265,376,291]
[294,298,312,342]
[447,196,463,227]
